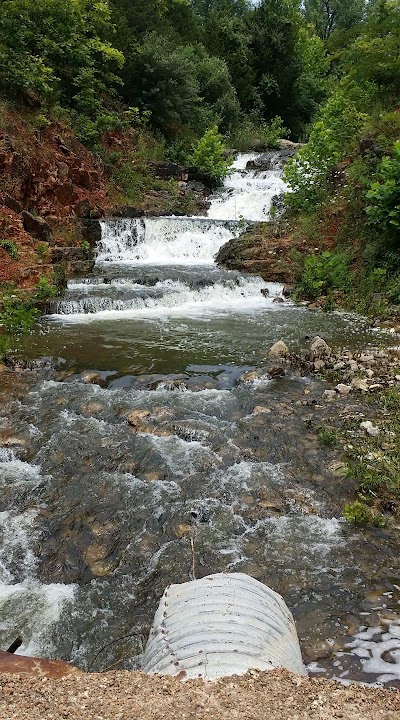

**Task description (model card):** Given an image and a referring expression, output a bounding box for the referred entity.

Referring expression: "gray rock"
[323,390,337,400]
[360,421,379,436]
[313,360,325,371]
[4,194,22,214]
[335,383,352,395]
[351,378,369,392]
[310,336,331,361]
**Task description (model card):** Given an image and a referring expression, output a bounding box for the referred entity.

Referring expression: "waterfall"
[97,217,241,265]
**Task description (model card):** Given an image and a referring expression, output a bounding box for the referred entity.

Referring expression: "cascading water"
[3,152,400,687]
[207,152,288,221]
[96,217,240,265]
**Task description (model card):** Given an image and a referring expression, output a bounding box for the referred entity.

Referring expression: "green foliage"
[304,0,365,40]
[340,0,400,108]
[0,292,40,335]
[0,0,124,143]
[343,500,372,525]
[0,240,19,260]
[317,426,338,445]
[261,117,289,149]
[122,34,239,136]
[284,90,365,210]
[191,126,232,185]
[34,276,57,302]
[81,240,91,252]
[36,243,48,259]
[295,250,351,299]
[366,141,400,243]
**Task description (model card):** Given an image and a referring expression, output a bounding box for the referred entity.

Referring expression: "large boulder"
[267,340,289,359]
[22,210,51,241]
[309,336,331,361]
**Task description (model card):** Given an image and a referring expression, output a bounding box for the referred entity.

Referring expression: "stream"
[1,153,400,687]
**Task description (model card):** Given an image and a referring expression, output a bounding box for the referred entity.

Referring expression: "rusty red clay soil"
[0,667,398,720]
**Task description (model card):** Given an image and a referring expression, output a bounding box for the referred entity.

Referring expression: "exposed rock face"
[22,210,52,241]
[4,194,22,213]
[215,224,309,284]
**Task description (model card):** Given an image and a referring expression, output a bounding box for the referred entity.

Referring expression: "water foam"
[207,153,288,221]
[97,217,239,265]
[0,450,75,657]
[49,276,284,319]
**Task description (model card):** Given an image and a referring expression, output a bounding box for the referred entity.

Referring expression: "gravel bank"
[0,669,399,720]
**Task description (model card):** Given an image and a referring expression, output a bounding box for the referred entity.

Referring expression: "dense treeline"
[0,0,328,148]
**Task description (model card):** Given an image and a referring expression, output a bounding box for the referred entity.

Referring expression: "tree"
[122,34,239,136]
[195,0,255,107]
[304,0,366,40]
[284,90,365,209]
[249,0,302,132]
[339,0,400,107]
[0,0,124,114]
[366,141,400,244]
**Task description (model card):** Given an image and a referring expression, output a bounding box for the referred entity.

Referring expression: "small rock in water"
[335,383,352,395]
[173,524,192,539]
[260,288,269,298]
[252,405,272,415]
[272,296,284,304]
[81,370,102,384]
[360,420,380,436]
[267,340,289,358]
[309,336,331,361]
[267,364,285,379]
[126,409,151,429]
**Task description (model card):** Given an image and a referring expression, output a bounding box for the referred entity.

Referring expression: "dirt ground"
[0,668,399,720]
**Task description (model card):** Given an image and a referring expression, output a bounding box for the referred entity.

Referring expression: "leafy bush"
[0,293,40,335]
[261,116,289,149]
[0,240,19,260]
[284,91,365,210]
[191,126,232,185]
[343,500,371,526]
[366,141,400,244]
[34,276,57,302]
[295,250,351,299]
[0,0,124,142]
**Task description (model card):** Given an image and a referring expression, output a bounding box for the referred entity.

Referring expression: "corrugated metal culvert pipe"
[141,573,307,680]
